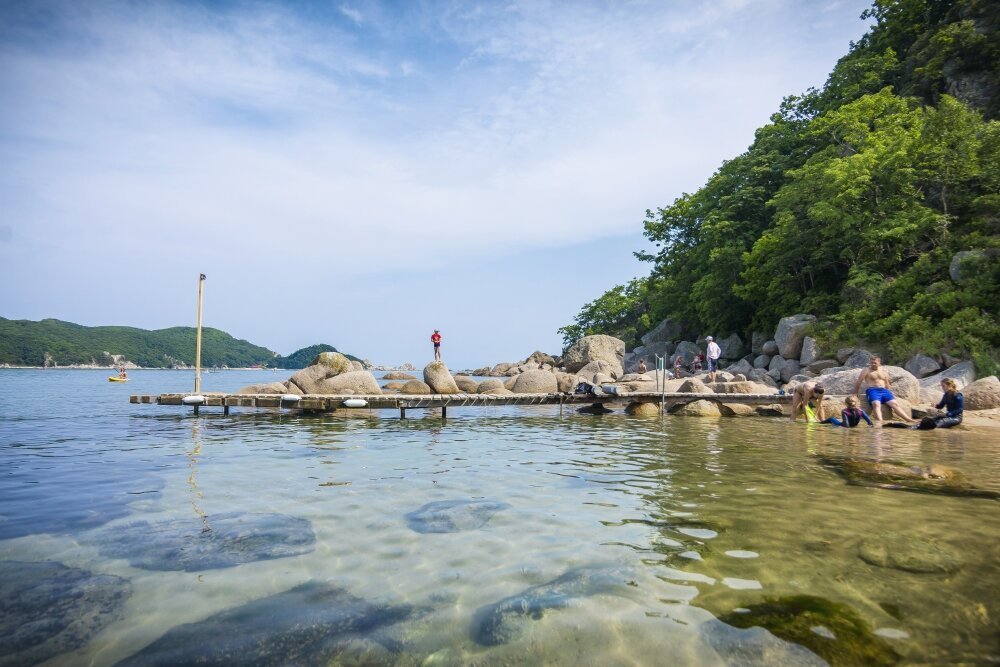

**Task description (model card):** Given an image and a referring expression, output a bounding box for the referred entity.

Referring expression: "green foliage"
[0,317,359,368]
[563,0,999,368]
[558,278,651,349]
[274,344,362,369]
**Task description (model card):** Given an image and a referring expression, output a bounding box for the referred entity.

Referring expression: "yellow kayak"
[108,376,129,383]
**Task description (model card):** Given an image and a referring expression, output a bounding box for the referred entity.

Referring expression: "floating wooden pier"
[131,391,792,419]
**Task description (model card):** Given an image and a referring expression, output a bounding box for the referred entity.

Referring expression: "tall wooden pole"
[194,273,206,393]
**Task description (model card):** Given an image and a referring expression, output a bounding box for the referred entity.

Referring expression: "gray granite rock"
[405,500,510,533]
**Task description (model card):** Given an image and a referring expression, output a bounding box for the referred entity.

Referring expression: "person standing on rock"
[431,329,442,361]
[705,336,721,383]
[852,355,916,424]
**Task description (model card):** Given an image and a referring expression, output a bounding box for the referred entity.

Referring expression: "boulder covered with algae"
[815,455,1000,500]
[718,594,900,666]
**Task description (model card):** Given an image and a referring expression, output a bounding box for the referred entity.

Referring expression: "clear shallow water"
[1,369,998,665]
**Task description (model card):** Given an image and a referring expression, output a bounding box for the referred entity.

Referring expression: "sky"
[0,0,873,369]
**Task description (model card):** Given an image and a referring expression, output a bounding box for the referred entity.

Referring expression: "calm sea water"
[1,369,998,665]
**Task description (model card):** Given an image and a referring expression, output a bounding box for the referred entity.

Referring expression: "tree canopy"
[562,0,999,371]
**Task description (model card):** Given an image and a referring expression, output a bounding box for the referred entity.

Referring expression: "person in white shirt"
[705,336,722,383]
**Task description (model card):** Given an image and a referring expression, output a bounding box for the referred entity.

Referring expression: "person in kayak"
[821,395,873,427]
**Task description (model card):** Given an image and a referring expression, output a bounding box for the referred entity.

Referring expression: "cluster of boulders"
[237,318,999,419]
[625,312,1000,415]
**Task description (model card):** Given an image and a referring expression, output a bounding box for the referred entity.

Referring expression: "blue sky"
[0,0,872,369]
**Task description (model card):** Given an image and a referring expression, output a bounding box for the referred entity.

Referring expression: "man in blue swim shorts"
[852,355,916,424]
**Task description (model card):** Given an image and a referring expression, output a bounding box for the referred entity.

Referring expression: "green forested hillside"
[0,317,279,367]
[562,0,999,371]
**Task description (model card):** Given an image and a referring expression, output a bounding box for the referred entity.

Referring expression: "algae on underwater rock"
[815,455,1000,500]
[718,594,900,666]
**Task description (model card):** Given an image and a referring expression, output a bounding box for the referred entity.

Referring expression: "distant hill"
[0,317,358,368]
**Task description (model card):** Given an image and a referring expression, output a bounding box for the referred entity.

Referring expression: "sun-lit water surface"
[1,369,998,665]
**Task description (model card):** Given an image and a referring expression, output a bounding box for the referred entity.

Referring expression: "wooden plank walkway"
[131,391,792,418]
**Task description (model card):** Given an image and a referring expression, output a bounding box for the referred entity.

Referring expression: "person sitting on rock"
[932,378,964,429]
[637,358,648,373]
[672,355,685,378]
[791,382,826,422]
[692,354,703,373]
[821,395,872,427]
[852,355,916,424]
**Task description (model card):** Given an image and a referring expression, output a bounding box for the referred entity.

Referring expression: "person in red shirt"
[431,329,442,360]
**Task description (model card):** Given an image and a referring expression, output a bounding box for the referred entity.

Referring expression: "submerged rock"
[88,512,316,572]
[0,560,131,667]
[473,566,636,646]
[577,402,613,415]
[858,533,963,574]
[701,619,827,667]
[114,581,413,667]
[405,499,510,534]
[816,455,1000,500]
[718,594,900,666]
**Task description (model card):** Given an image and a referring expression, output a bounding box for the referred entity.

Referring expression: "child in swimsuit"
[821,395,873,427]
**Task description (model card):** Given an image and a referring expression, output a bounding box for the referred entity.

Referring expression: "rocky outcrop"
[964,376,1000,410]
[511,370,558,394]
[678,378,713,394]
[313,351,354,375]
[799,337,820,365]
[288,364,333,394]
[774,314,816,359]
[576,359,619,382]
[401,380,432,394]
[382,371,417,380]
[904,354,940,378]
[813,366,921,403]
[453,376,479,392]
[237,382,289,395]
[424,361,460,394]
[316,371,382,395]
[717,333,746,360]
[476,379,505,393]
[562,335,625,375]
[918,361,977,403]
[672,399,721,416]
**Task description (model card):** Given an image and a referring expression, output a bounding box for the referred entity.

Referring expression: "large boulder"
[718,403,756,417]
[424,361,460,394]
[708,381,778,395]
[799,337,821,365]
[313,351,354,376]
[511,370,558,394]
[288,364,331,394]
[904,354,941,379]
[401,380,432,394]
[813,366,921,403]
[807,359,839,374]
[316,371,382,395]
[482,386,514,396]
[382,371,417,380]
[843,349,876,368]
[678,379,713,394]
[490,363,514,376]
[747,369,779,388]
[836,347,855,363]
[562,335,625,375]
[918,361,977,403]
[964,376,1000,410]
[774,314,816,359]
[524,351,557,367]
[577,359,619,382]
[753,354,772,369]
[237,382,289,395]
[641,318,682,346]
[717,334,746,360]
[453,376,479,392]
[382,381,406,392]
[555,372,578,394]
[751,331,768,355]
[477,379,506,393]
[672,399,721,417]
[725,358,754,376]
[761,340,779,356]
[625,402,660,417]
[350,360,364,371]
[673,341,702,365]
